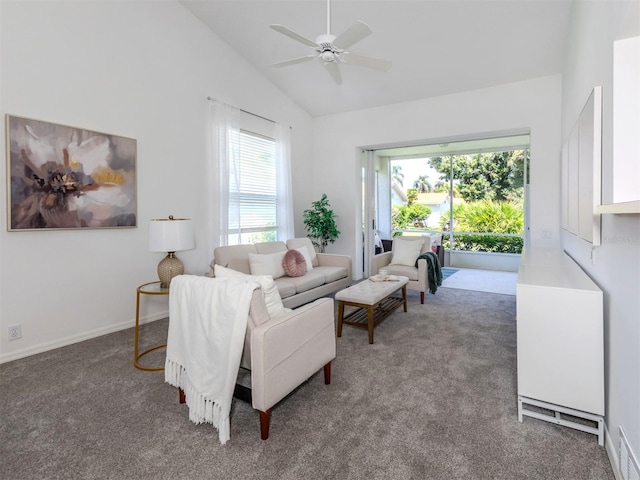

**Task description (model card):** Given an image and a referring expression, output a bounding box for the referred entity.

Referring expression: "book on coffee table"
[369,275,400,282]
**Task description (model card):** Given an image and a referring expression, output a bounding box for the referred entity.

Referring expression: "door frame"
[361,131,531,277]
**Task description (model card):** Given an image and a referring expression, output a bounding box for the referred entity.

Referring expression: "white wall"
[560,0,640,474]
[0,0,313,362]
[310,75,562,277]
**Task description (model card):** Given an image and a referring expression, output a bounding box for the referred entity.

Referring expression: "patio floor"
[440,267,517,295]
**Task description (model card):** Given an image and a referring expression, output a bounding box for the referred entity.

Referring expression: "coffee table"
[336,275,409,344]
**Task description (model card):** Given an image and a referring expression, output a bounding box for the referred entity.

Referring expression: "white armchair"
[371,235,433,304]
[176,288,336,440]
[247,292,335,439]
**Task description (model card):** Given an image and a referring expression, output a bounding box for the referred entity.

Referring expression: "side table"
[134,281,169,371]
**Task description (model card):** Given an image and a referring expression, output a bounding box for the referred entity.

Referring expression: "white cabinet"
[516,248,604,444]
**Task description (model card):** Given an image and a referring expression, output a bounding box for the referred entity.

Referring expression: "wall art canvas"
[6,115,137,230]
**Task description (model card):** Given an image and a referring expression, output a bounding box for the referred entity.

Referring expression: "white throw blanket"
[164,274,259,444]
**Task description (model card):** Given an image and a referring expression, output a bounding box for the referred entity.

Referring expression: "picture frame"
[6,114,137,231]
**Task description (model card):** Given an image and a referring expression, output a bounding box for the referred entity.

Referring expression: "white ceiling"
[180,0,572,117]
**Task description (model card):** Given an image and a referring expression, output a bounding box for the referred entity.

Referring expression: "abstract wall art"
[6,115,137,230]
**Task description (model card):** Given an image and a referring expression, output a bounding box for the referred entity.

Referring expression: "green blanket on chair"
[415,252,443,294]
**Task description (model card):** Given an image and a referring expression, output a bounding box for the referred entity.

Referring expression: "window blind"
[233,130,277,240]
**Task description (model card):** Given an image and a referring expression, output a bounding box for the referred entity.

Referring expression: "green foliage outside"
[442,233,524,253]
[441,200,523,233]
[390,149,527,252]
[440,200,524,253]
[413,175,432,193]
[392,165,404,187]
[245,231,276,244]
[406,188,418,204]
[428,150,528,202]
[392,203,432,231]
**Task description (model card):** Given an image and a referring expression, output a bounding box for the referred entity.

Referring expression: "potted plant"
[303,193,340,253]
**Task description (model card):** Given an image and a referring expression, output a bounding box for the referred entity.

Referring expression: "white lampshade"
[148,216,194,253]
[148,216,195,288]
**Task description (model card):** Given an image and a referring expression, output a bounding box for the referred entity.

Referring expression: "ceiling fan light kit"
[270,0,391,84]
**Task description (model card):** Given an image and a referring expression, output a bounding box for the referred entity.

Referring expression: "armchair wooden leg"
[324,362,331,385]
[259,410,271,440]
[420,291,425,304]
[179,388,186,404]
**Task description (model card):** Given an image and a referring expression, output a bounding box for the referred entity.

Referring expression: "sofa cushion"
[282,249,307,277]
[286,238,319,267]
[254,241,287,255]
[214,265,286,320]
[212,244,258,275]
[312,265,348,283]
[249,251,286,279]
[384,264,420,281]
[272,277,297,299]
[390,237,425,266]
[276,271,325,295]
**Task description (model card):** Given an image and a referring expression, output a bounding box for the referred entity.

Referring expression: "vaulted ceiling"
[180,0,572,117]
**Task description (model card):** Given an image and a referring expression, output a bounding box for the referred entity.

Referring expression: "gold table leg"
[134,289,166,371]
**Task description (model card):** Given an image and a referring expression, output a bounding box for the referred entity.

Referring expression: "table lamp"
[148,215,195,288]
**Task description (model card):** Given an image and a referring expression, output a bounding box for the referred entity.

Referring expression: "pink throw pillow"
[282,249,307,277]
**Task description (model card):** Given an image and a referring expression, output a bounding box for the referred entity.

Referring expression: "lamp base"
[157,252,184,288]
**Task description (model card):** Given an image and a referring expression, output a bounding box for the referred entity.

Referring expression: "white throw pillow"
[214,265,286,320]
[390,238,425,266]
[248,251,286,279]
[295,246,314,271]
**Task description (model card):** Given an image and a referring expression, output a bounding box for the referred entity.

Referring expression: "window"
[230,130,278,244]
[207,99,293,255]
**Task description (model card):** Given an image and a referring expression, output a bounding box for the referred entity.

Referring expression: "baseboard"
[0,310,169,364]
[605,424,624,480]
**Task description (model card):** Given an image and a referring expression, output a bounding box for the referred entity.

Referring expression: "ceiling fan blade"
[270,24,318,48]
[323,61,342,84]
[273,55,317,68]
[342,52,392,71]
[332,21,372,50]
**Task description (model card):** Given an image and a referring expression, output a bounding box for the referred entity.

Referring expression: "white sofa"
[210,237,352,308]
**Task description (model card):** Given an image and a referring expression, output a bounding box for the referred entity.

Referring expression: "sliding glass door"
[363,134,530,275]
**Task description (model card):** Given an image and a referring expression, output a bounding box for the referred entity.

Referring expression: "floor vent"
[620,427,640,480]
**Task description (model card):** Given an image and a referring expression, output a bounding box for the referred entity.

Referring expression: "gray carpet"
[0,288,613,480]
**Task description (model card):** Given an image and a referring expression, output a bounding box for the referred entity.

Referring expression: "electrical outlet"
[8,325,21,341]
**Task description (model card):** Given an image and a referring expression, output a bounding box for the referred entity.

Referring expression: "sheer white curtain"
[275,122,294,240]
[206,99,240,256]
[206,99,294,256]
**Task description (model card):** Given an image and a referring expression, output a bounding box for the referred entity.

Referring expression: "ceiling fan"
[270,0,392,84]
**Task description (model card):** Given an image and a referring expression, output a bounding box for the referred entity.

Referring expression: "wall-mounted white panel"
[561,142,569,230]
[567,124,580,235]
[578,86,602,245]
[561,86,602,243]
[613,36,640,204]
